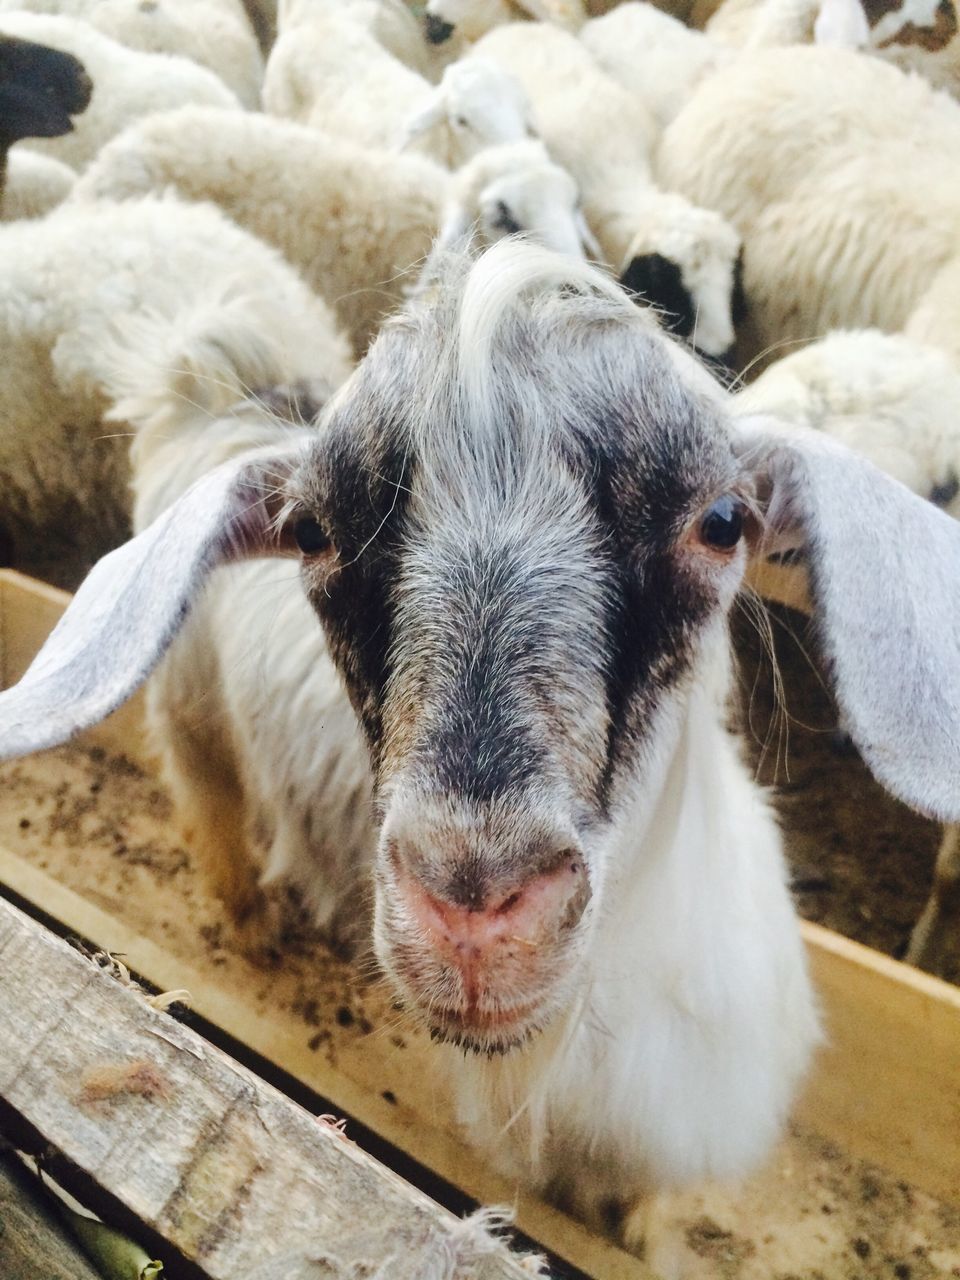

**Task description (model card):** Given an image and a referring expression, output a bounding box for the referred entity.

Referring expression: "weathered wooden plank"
[795,920,960,1205]
[0,1149,102,1280]
[0,895,546,1280]
[0,850,647,1280]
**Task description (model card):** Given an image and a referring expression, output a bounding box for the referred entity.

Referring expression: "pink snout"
[392,848,590,1029]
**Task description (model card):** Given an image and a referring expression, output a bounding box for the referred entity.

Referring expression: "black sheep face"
[0,36,92,148]
[619,252,696,340]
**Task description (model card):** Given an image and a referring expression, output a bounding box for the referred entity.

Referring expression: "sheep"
[398,57,536,165]
[579,1,730,132]
[0,0,264,107]
[704,0,960,96]
[732,328,960,977]
[732,330,960,515]
[657,45,960,367]
[263,3,534,165]
[1,149,76,219]
[0,12,239,170]
[468,21,746,362]
[6,240,960,1227]
[422,0,589,47]
[71,106,598,355]
[0,31,90,197]
[264,0,435,125]
[0,192,350,587]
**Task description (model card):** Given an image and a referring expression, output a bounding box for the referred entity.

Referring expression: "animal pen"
[0,566,958,1280]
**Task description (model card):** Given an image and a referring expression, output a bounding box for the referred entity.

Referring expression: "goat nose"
[397,849,590,968]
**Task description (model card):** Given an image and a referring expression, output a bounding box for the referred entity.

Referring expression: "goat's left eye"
[293,516,331,555]
[699,496,744,550]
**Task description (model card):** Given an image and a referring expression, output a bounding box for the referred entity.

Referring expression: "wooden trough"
[0,567,958,1279]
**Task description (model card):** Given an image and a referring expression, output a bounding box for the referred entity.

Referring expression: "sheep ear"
[398,89,447,150]
[0,446,306,762]
[738,418,960,821]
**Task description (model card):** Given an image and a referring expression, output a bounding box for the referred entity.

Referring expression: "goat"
[2,243,959,1226]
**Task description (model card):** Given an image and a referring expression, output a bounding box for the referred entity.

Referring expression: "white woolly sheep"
[422,0,588,47]
[658,45,960,366]
[72,106,597,355]
[1,149,76,219]
[264,4,534,164]
[265,0,434,124]
[705,0,960,96]
[7,241,960,1228]
[0,0,264,107]
[0,192,350,585]
[733,330,960,515]
[469,21,746,361]
[0,12,238,170]
[579,1,730,132]
[398,57,536,165]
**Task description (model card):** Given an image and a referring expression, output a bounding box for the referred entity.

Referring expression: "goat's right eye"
[293,517,331,555]
[699,496,744,550]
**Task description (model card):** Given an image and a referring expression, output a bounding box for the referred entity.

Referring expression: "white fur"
[658,45,960,364]
[707,0,960,96]
[469,21,744,357]
[0,12,239,170]
[579,1,730,131]
[423,0,589,43]
[1,149,75,220]
[264,0,444,148]
[0,0,263,107]
[733,330,960,515]
[0,192,350,581]
[72,107,596,356]
[399,58,536,166]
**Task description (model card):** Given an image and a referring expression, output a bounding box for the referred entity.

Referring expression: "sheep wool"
[0,0,263,107]
[0,193,350,584]
[658,45,960,363]
[0,11,239,169]
[1,149,75,220]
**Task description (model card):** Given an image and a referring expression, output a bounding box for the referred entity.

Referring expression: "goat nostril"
[497,891,522,915]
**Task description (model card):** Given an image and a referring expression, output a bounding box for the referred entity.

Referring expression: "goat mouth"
[429,1017,538,1057]
[426,999,544,1056]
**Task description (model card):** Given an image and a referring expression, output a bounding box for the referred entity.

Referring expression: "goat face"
[288,250,750,1054]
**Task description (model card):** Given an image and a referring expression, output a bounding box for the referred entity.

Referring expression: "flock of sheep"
[2,0,960,1261]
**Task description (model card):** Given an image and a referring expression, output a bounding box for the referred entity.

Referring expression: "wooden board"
[1,569,959,1275]
[0,894,545,1280]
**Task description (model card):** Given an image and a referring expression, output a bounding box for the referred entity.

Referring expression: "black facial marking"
[0,36,92,150]
[579,390,719,801]
[424,12,455,42]
[619,252,696,339]
[301,416,411,766]
[428,549,549,803]
[490,200,523,236]
[930,470,959,508]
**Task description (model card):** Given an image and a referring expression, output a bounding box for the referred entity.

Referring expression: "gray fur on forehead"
[313,240,735,499]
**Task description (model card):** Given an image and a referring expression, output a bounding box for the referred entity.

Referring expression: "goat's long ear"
[0,446,307,762]
[737,418,960,821]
